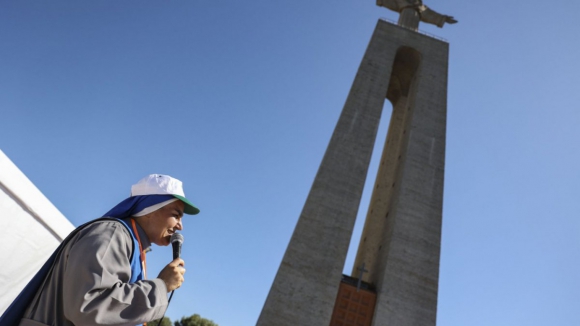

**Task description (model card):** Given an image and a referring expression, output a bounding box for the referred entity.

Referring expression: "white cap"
[131,174,186,197]
[131,174,199,215]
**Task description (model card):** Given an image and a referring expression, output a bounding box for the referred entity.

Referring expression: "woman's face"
[140,200,185,246]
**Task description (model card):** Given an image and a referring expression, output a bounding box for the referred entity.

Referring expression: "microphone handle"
[172,242,182,260]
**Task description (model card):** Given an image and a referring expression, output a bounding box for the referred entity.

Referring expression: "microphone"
[155,232,184,326]
[170,233,184,260]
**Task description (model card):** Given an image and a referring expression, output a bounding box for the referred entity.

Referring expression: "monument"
[258,2,455,325]
[376,0,457,30]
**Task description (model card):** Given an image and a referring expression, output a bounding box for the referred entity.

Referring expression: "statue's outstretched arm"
[376,0,403,12]
[445,16,458,24]
[418,5,458,28]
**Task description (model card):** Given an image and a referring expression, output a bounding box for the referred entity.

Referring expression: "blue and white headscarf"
[103,195,177,219]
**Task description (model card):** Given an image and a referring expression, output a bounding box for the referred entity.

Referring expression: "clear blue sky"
[2,1,580,325]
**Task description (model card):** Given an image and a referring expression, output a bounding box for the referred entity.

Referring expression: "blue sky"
[2,1,580,325]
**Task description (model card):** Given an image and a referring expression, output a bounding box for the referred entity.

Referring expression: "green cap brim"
[173,194,200,215]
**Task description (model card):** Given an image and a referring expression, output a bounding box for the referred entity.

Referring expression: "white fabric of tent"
[0,149,74,314]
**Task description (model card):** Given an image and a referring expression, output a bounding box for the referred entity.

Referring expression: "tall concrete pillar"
[351,21,448,326]
[258,19,448,326]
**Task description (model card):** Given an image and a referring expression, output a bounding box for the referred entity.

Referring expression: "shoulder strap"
[113,218,145,282]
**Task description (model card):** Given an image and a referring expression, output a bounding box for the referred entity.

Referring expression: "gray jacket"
[18,219,168,326]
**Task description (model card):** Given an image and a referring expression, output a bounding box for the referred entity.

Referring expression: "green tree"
[174,314,218,326]
[148,317,172,326]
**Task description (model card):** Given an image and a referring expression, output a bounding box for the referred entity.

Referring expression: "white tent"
[0,149,74,314]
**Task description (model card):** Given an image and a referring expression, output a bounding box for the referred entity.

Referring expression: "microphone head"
[170,232,184,244]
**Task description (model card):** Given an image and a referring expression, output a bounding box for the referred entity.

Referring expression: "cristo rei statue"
[376,0,457,29]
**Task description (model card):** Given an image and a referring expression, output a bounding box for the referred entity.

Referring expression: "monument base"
[329,276,377,326]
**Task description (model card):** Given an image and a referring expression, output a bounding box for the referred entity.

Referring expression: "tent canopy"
[0,149,74,314]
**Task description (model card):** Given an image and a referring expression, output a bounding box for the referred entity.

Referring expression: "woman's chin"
[156,236,171,246]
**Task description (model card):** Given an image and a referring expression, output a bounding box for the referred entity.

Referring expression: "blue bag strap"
[114,218,144,283]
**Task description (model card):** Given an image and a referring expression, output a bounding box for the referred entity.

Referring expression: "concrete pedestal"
[258,19,448,326]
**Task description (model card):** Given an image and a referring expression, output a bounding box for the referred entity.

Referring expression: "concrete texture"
[352,20,448,326]
[258,19,448,326]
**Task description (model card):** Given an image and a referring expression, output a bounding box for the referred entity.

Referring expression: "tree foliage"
[148,317,172,326]
[174,314,218,326]
[149,314,218,326]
